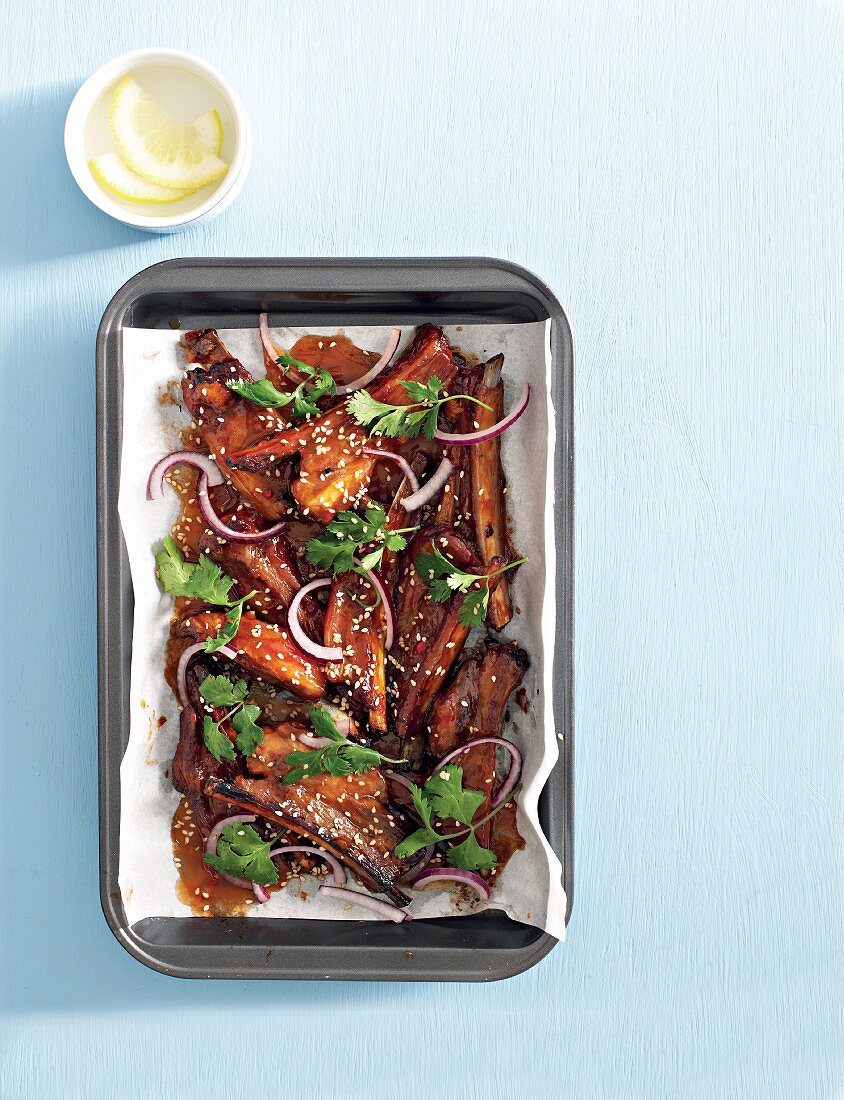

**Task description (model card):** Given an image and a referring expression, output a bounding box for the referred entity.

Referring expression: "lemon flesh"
[110,77,229,190]
[89,153,195,204]
[192,109,224,157]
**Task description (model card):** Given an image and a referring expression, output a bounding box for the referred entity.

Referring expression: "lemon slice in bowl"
[110,76,229,190]
[192,109,224,157]
[89,153,195,203]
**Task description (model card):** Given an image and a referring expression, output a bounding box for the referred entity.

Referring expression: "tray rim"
[97,255,574,981]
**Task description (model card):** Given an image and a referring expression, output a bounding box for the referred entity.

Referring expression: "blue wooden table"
[2,2,843,1096]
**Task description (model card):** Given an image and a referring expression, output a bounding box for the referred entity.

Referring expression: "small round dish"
[64,48,252,234]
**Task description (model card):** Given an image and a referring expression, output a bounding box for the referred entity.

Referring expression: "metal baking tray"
[97,257,573,981]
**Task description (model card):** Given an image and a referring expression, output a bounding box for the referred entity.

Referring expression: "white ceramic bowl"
[64,48,252,233]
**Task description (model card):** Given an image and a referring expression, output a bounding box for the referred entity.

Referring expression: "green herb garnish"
[198,674,264,760]
[306,503,417,577]
[394,765,505,871]
[347,377,491,440]
[227,356,336,419]
[413,547,527,628]
[156,536,235,604]
[282,704,405,784]
[155,538,254,653]
[204,823,278,886]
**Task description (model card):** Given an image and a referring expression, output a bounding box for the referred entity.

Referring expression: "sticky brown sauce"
[288,333,378,387]
[171,796,257,917]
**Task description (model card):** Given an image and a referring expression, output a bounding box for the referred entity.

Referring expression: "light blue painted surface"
[2,1,843,1096]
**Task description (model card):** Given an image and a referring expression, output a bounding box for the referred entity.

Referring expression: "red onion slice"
[362,447,420,496]
[205,814,267,898]
[433,383,531,446]
[146,450,224,500]
[411,868,491,900]
[432,736,523,808]
[175,641,239,708]
[258,312,281,363]
[268,845,347,886]
[288,578,343,661]
[318,885,411,922]
[400,457,453,512]
[195,472,286,542]
[335,328,401,395]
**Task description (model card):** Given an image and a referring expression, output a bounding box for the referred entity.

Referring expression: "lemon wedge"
[192,109,224,157]
[110,76,229,190]
[89,153,194,204]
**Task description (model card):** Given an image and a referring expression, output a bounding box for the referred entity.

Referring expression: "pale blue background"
[2,2,843,1097]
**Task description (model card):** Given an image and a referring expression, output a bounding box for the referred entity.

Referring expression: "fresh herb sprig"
[394,765,510,872]
[199,674,264,761]
[413,547,527,628]
[155,538,254,653]
[347,376,491,440]
[227,356,336,419]
[306,503,417,577]
[204,822,278,886]
[282,705,405,784]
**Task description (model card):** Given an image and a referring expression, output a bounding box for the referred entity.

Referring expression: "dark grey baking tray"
[97,257,573,981]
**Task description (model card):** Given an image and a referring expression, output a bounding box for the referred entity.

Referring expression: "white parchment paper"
[118,321,566,939]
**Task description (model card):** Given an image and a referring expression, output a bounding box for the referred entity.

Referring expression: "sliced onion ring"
[411,868,491,900]
[176,641,239,708]
[433,383,531,446]
[432,736,523,808]
[318,884,411,922]
[195,472,286,542]
[146,450,224,501]
[288,578,343,661]
[205,814,268,902]
[335,328,401,395]
[400,456,453,512]
[259,312,282,363]
[268,845,347,886]
[362,447,420,496]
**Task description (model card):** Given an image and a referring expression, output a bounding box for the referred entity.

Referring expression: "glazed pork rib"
[198,508,322,636]
[207,769,410,905]
[226,325,459,524]
[467,355,515,629]
[428,640,529,857]
[175,610,326,700]
[181,329,290,520]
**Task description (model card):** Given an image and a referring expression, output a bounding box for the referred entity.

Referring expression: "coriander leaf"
[446,833,497,872]
[155,536,196,596]
[306,535,357,575]
[347,389,403,435]
[226,377,294,408]
[185,553,237,605]
[425,765,485,826]
[341,743,385,775]
[204,823,278,886]
[384,531,408,553]
[413,550,454,603]
[363,503,387,530]
[199,675,249,707]
[202,715,236,762]
[394,825,442,860]
[400,377,443,403]
[355,547,385,573]
[410,782,435,830]
[458,586,490,628]
[204,592,255,653]
[309,704,345,743]
[276,354,316,376]
[232,704,264,756]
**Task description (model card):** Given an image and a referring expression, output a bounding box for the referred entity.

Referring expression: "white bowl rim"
[64,47,251,230]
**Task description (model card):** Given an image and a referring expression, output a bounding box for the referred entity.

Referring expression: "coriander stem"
[438,394,493,413]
